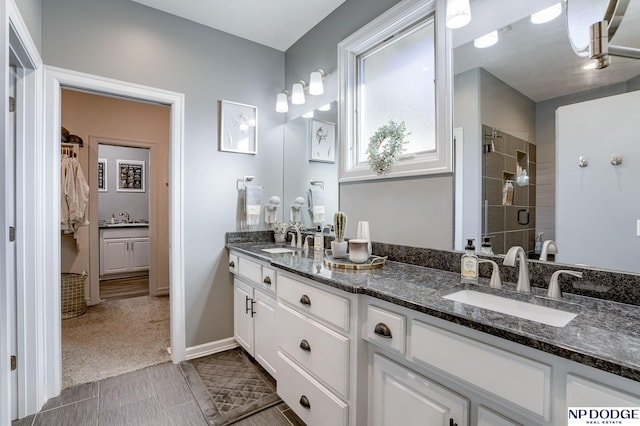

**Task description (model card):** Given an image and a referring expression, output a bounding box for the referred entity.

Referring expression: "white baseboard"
[185,337,238,360]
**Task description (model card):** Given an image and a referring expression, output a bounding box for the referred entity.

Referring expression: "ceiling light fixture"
[276,91,289,113]
[309,68,328,96]
[291,80,307,105]
[474,30,499,48]
[446,0,471,29]
[531,2,562,24]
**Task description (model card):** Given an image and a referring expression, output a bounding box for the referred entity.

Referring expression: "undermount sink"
[261,247,295,254]
[443,289,577,327]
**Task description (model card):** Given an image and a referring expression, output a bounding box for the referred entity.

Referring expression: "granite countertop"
[228,242,640,383]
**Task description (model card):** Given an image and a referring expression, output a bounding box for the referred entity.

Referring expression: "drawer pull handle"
[245,295,251,314]
[299,294,311,306]
[374,322,392,339]
[449,418,458,426]
[229,261,235,268]
[263,276,272,285]
[250,299,256,318]
[299,395,311,409]
[299,339,311,352]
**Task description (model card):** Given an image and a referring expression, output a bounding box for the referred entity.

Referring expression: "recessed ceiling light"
[474,31,499,49]
[531,3,562,24]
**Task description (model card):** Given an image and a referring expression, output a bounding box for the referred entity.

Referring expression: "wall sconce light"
[446,0,471,29]
[291,80,307,105]
[276,90,289,113]
[309,68,328,96]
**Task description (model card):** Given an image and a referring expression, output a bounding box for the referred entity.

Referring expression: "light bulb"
[446,0,471,29]
[309,70,325,96]
[276,92,288,113]
[474,30,499,49]
[291,81,306,105]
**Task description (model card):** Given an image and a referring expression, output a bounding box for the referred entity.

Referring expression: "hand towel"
[245,185,263,227]
[308,187,325,224]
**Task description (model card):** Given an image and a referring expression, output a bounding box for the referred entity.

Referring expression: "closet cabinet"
[100,227,149,276]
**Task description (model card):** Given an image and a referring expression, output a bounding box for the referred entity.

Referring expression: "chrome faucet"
[119,212,130,223]
[503,246,531,293]
[539,240,558,261]
[478,259,502,289]
[286,225,302,249]
[547,270,582,300]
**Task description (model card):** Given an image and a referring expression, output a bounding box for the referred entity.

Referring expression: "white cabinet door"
[101,238,130,275]
[371,353,468,426]
[234,278,254,355]
[254,288,278,378]
[130,237,150,271]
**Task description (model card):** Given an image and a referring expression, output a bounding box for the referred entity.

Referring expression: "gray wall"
[98,145,150,222]
[286,0,454,250]
[15,0,41,51]
[42,0,285,347]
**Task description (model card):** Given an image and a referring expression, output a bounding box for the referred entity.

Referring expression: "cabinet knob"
[299,395,311,409]
[229,261,235,268]
[299,294,311,306]
[299,339,311,352]
[263,276,272,285]
[374,322,392,339]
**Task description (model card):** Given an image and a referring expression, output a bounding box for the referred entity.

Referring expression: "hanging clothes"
[61,155,90,239]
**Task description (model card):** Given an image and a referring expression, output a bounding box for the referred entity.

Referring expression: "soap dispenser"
[461,239,479,283]
[314,225,324,254]
[534,232,544,256]
[480,236,494,255]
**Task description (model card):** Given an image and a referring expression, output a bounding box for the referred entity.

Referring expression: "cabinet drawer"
[238,257,261,283]
[229,253,239,274]
[566,374,640,407]
[410,320,551,420]
[278,352,348,426]
[366,304,406,355]
[278,303,349,398]
[278,274,350,332]
[261,266,276,293]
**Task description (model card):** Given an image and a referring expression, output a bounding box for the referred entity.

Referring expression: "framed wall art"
[309,119,336,163]
[117,159,145,192]
[219,100,258,154]
[97,158,107,192]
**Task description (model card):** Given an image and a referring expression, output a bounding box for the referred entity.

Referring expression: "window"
[338,0,451,181]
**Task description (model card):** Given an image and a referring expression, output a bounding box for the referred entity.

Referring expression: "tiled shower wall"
[481,125,537,255]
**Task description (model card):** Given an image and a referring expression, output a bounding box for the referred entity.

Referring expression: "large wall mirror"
[283,101,339,228]
[454,0,640,273]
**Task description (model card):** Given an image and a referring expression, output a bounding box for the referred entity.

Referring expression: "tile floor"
[12,362,301,426]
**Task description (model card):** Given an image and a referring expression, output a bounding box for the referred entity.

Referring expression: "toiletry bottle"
[480,237,493,255]
[534,232,544,256]
[314,225,324,254]
[461,239,479,283]
[110,213,116,224]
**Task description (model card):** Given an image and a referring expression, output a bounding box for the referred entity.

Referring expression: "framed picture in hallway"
[309,119,336,163]
[117,159,146,193]
[98,158,107,192]
[219,100,258,155]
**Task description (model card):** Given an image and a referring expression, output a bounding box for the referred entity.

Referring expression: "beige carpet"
[62,295,170,389]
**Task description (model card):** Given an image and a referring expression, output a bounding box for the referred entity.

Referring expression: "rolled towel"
[245,185,263,226]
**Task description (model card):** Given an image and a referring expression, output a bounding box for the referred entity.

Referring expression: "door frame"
[43,66,186,403]
[1,0,42,423]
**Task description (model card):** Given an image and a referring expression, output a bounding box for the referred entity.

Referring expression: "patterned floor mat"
[181,348,281,425]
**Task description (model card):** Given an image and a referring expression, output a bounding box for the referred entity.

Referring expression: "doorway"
[60,89,171,387]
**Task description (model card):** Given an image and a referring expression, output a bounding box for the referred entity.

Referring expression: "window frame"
[338,0,452,182]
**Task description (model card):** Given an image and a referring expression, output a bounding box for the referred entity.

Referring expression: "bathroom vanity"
[99,226,150,276]
[228,240,640,426]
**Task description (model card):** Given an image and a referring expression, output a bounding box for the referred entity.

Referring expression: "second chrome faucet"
[503,246,530,293]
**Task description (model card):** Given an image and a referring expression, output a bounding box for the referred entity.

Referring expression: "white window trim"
[338,0,452,182]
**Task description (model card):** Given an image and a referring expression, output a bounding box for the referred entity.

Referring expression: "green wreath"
[367,120,410,175]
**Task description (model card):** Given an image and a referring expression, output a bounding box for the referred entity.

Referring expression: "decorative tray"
[323,255,387,270]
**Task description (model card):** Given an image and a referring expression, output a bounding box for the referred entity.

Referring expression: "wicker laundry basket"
[61,272,87,319]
